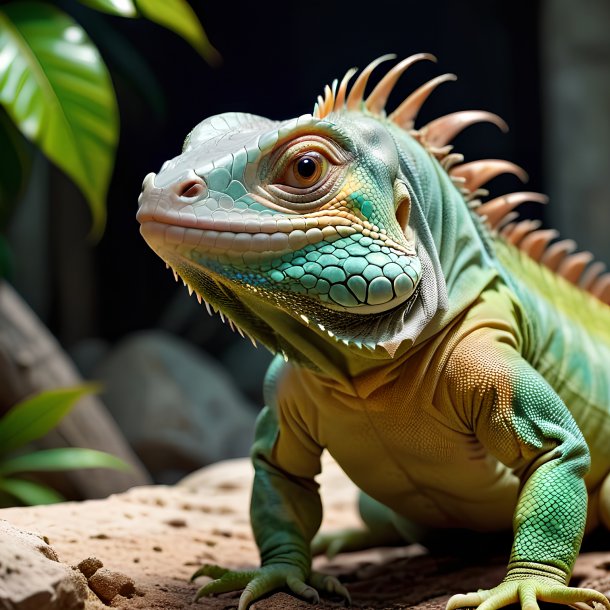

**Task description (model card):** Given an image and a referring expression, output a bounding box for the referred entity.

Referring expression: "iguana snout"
[137,109,425,354]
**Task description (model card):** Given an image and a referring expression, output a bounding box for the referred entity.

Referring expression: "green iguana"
[136,53,610,610]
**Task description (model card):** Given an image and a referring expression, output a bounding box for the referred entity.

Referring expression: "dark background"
[7,0,609,407]
[109,0,543,341]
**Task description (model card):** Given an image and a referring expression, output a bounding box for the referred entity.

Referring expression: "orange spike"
[346,54,396,111]
[591,273,610,303]
[450,159,528,192]
[556,251,594,285]
[331,78,338,108]
[519,229,559,261]
[421,110,508,148]
[504,219,541,245]
[365,53,436,114]
[441,152,464,171]
[500,221,517,237]
[495,211,519,231]
[477,192,548,228]
[581,261,606,291]
[319,83,334,118]
[541,239,577,271]
[389,73,457,128]
[313,93,325,119]
[335,67,357,109]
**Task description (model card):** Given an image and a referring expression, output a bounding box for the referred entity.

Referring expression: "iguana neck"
[247,129,499,385]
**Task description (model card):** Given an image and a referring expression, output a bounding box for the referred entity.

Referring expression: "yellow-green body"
[136,55,610,610]
[269,254,610,535]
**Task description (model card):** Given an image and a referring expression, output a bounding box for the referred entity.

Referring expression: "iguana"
[136,53,610,610]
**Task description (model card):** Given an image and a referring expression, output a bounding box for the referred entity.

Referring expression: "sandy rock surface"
[1,456,610,610]
[0,520,87,609]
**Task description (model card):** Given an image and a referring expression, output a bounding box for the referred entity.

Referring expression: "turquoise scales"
[151,113,421,320]
[137,53,610,610]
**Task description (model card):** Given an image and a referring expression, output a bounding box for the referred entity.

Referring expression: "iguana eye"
[259,134,351,209]
[283,152,328,188]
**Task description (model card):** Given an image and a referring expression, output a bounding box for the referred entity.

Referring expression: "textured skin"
[137,58,610,610]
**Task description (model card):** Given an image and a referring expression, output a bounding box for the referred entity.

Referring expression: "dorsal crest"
[311,54,610,306]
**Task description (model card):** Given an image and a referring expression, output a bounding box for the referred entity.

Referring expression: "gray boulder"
[94,331,258,483]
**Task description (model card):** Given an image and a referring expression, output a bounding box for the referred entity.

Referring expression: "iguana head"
[137,54,508,365]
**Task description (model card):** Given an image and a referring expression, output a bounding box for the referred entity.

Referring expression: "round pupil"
[296,156,317,179]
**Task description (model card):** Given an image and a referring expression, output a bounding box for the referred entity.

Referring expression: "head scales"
[310,54,610,305]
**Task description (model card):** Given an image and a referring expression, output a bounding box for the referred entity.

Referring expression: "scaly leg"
[312,492,428,557]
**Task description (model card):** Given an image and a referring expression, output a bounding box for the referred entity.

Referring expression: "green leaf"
[78,0,137,17]
[0,108,33,230]
[135,0,221,66]
[0,2,119,236]
[0,477,64,505]
[74,6,166,120]
[0,448,130,476]
[0,385,98,455]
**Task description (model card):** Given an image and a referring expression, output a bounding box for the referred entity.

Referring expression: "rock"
[88,568,136,604]
[0,520,87,610]
[70,339,111,379]
[0,457,609,609]
[93,331,258,483]
[76,557,103,579]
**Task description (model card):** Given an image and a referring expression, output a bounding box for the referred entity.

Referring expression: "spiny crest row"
[165,264,381,352]
[312,54,610,305]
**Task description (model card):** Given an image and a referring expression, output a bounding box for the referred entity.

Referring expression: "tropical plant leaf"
[0,447,130,476]
[135,0,221,66]
[0,2,119,236]
[0,477,64,505]
[73,6,166,120]
[0,108,33,230]
[78,0,137,17]
[0,385,97,455]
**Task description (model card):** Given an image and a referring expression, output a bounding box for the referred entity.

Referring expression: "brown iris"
[282,152,326,188]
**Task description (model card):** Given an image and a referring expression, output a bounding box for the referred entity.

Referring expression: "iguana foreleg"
[445,334,610,610]
[193,359,350,608]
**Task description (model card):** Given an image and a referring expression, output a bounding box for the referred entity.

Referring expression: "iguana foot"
[446,578,610,610]
[191,563,350,609]
[312,526,401,558]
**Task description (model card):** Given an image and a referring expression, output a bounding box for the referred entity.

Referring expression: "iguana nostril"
[178,177,206,199]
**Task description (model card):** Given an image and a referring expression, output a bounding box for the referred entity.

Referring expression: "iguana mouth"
[138,171,413,254]
[140,219,420,318]
[138,168,422,316]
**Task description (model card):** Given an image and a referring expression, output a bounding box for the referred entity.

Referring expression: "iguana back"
[137,53,610,610]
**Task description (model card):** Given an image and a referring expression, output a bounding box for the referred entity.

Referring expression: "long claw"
[196,576,247,597]
[238,590,253,610]
[571,603,596,610]
[552,588,610,610]
[287,575,320,604]
[310,572,352,605]
[191,563,231,581]
[193,568,256,602]
[447,591,486,610]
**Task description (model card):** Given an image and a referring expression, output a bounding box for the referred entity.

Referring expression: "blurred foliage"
[0,385,129,506]
[0,0,218,243]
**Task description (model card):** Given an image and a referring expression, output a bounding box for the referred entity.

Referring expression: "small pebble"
[89,568,136,604]
[77,557,103,578]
